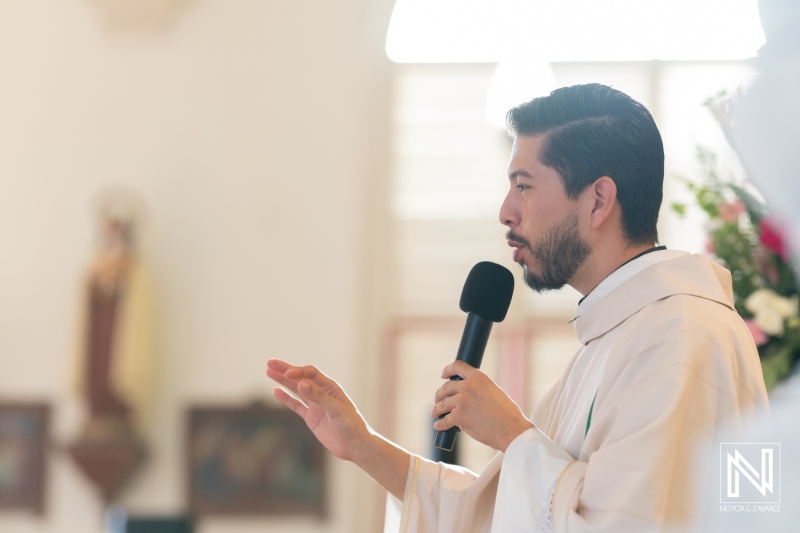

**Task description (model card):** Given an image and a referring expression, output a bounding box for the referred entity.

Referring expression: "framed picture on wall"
[0,402,50,514]
[186,402,326,518]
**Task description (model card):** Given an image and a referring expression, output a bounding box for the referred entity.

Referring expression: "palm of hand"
[302,384,363,461]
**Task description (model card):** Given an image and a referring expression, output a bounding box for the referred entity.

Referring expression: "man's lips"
[508,239,526,262]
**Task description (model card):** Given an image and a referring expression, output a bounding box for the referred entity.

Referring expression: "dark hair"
[506,83,664,244]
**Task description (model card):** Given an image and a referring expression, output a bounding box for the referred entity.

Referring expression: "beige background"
[0,1,394,532]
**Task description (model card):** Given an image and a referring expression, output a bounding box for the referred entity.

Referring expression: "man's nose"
[499,191,517,228]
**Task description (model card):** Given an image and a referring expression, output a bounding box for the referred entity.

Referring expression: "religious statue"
[68,197,154,503]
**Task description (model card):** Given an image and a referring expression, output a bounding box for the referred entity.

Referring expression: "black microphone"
[433,261,514,451]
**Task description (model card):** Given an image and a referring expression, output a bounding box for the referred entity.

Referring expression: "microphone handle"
[434,312,493,451]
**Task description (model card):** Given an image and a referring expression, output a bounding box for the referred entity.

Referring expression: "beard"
[507,213,591,293]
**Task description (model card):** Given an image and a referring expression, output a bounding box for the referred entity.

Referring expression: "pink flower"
[718,200,745,223]
[745,319,769,346]
[755,245,781,285]
[759,217,789,261]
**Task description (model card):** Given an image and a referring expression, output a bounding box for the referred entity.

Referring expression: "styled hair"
[506,83,664,244]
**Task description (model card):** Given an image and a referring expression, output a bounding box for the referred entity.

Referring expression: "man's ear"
[587,176,618,229]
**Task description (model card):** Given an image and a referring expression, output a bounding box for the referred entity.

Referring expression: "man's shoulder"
[576,252,735,344]
[598,293,759,386]
[629,291,746,341]
[635,252,732,303]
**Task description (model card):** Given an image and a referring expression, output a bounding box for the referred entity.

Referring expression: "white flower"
[745,289,774,315]
[754,309,786,336]
[773,295,799,318]
[744,289,799,337]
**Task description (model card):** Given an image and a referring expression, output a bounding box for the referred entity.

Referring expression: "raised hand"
[431,360,534,452]
[266,358,370,462]
[266,358,411,499]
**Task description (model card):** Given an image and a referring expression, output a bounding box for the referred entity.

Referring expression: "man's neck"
[571,242,659,296]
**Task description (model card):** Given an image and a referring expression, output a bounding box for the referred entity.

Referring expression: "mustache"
[506,229,532,251]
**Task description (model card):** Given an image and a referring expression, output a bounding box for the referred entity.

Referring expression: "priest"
[267,83,768,532]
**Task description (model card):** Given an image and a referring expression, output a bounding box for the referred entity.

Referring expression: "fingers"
[434,379,459,404]
[431,364,485,420]
[440,360,479,380]
[266,358,312,383]
[266,359,301,392]
[266,366,299,394]
[267,358,292,373]
[272,377,341,420]
[267,358,314,384]
[433,377,465,409]
[434,369,487,404]
[266,360,338,394]
[289,364,334,390]
[430,364,491,432]
[430,393,458,419]
[268,359,334,409]
[296,378,341,414]
[433,411,456,431]
[272,387,308,418]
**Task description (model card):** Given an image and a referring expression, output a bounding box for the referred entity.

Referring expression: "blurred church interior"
[0,1,772,532]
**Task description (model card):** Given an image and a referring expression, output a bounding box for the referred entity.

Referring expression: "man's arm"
[266,358,410,499]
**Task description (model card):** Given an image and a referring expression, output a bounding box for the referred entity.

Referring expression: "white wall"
[0,1,394,531]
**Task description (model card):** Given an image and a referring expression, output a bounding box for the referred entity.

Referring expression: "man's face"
[499,135,591,292]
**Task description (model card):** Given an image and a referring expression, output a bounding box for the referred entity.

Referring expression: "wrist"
[499,419,535,452]
[349,428,412,500]
[348,425,381,466]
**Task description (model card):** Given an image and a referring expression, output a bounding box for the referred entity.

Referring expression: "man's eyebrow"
[508,169,534,180]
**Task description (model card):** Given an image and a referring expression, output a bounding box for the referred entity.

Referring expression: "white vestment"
[385,251,769,533]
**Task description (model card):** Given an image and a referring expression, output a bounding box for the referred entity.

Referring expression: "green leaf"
[671,202,687,217]
[760,344,797,391]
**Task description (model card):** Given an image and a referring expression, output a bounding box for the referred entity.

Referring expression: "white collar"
[575,249,688,317]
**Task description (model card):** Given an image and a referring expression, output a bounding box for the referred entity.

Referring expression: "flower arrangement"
[672,148,800,390]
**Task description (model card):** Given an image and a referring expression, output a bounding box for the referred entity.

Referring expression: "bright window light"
[386,0,765,63]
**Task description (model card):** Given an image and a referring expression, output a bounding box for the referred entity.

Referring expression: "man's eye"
[516,184,529,192]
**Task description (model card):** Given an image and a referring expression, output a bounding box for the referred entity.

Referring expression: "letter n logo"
[720,443,780,504]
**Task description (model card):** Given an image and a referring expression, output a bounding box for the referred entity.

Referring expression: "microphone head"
[459,261,515,322]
